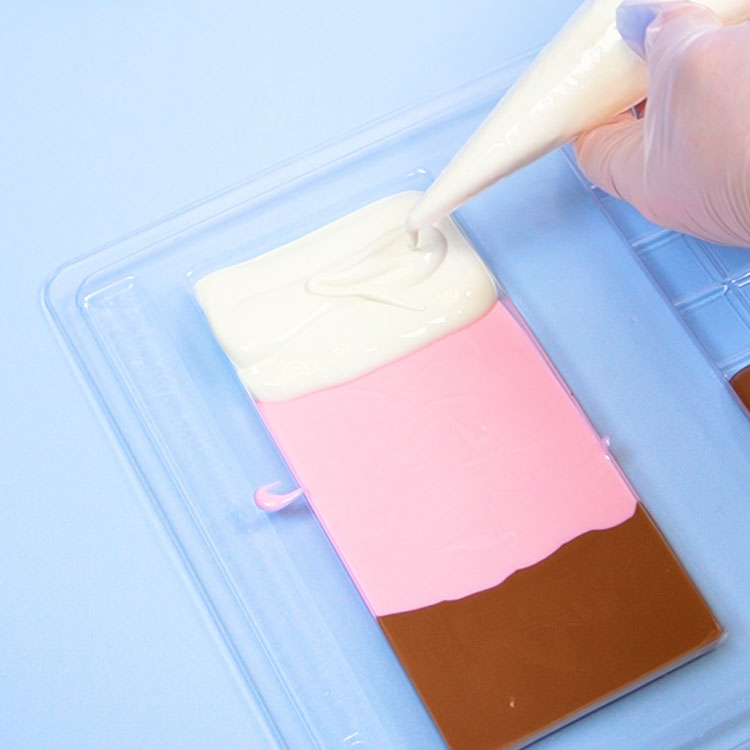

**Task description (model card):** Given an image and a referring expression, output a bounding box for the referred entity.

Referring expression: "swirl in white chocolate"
[306,225,447,311]
[195,192,497,402]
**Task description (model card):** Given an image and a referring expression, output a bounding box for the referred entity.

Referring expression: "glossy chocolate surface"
[379,505,722,750]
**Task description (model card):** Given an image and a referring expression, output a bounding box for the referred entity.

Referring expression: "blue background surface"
[0,2,579,748]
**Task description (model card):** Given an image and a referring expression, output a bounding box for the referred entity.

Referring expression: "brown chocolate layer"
[731,365,750,409]
[378,505,721,750]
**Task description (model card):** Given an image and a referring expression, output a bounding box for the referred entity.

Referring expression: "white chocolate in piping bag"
[407,0,750,231]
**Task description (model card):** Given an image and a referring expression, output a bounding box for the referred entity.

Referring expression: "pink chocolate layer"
[258,302,636,616]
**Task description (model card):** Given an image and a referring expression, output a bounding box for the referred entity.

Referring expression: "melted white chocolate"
[195,191,497,402]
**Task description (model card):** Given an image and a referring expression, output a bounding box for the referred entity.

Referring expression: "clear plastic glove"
[574,0,750,247]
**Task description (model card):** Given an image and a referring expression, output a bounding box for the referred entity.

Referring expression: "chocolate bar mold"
[45,52,750,750]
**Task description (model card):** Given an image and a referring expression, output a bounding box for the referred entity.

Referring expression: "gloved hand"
[574,0,750,247]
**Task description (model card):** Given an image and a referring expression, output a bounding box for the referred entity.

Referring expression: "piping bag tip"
[404,211,421,246]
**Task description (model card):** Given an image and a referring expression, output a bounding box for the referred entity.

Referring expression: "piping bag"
[406,0,750,232]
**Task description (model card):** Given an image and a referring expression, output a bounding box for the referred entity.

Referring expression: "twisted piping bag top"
[406,0,750,233]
